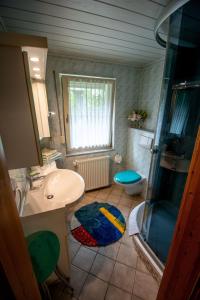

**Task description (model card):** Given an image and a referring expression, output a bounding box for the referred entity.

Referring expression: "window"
[61,75,115,154]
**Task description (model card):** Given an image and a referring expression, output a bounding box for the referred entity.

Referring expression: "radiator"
[74,156,110,191]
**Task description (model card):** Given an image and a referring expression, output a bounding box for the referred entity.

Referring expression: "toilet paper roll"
[114,154,122,164]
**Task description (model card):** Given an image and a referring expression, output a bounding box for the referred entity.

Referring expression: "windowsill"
[65,148,115,157]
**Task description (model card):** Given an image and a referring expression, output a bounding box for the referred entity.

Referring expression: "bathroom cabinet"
[0,32,48,169]
[21,208,70,278]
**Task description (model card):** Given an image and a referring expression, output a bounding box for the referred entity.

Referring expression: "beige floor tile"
[116,243,137,268]
[131,200,142,209]
[72,246,96,272]
[132,195,144,203]
[72,201,86,212]
[133,270,159,300]
[70,265,88,298]
[110,189,123,196]
[121,193,135,200]
[117,204,131,218]
[98,242,120,260]
[79,274,108,300]
[69,240,81,260]
[105,285,132,300]
[121,230,135,248]
[106,194,120,204]
[81,196,94,205]
[110,262,135,293]
[100,186,112,194]
[105,199,119,207]
[90,254,115,281]
[86,190,99,198]
[119,197,134,208]
[136,257,150,274]
[96,191,109,200]
[112,184,124,191]
[95,197,107,204]
[132,295,143,300]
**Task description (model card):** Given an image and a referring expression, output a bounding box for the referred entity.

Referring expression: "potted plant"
[128,110,147,129]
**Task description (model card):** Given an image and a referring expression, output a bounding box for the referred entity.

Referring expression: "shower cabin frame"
[137,0,200,291]
[138,78,200,268]
[138,0,200,270]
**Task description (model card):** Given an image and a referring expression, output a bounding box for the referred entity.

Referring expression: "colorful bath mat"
[70,202,126,246]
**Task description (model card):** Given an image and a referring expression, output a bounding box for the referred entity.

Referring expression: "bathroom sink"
[43,169,85,205]
[22,169,85,216]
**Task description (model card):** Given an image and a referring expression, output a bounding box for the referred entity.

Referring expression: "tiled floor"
[67,184,159,300]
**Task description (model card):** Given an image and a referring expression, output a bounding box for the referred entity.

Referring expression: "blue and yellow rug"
[70,202,126,246]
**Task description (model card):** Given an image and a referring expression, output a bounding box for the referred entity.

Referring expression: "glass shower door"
[140,0,200,265]
[141,86,200,264]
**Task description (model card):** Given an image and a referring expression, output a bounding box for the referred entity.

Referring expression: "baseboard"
[133,234,164,284]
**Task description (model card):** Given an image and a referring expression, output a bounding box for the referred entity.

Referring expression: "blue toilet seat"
[114,170,142,184]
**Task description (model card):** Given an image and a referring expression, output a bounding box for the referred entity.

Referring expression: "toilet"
[114,170,145,195]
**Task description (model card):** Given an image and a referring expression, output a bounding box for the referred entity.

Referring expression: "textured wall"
[125,59,165,195]
[44,55,165,181]
[126,128,155,196]
[45,54,140,174]
[126,129,154,178]
[138,59,165,131]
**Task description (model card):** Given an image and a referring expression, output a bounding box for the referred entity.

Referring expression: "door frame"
[157,127,200,299]
[0,137,41,299]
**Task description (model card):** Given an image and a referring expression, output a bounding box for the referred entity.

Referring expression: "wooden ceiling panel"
[1,7,162,49]
[0,0,167,65]
[92,0,166,18]
[6,19,164,55]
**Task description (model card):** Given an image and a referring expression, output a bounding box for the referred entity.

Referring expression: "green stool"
[26,231,73,299]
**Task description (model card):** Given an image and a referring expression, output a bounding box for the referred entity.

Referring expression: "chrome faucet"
[26,169,45,190]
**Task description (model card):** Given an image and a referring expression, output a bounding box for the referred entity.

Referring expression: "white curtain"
[67,77,114,150]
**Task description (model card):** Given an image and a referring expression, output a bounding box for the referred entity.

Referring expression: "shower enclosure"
[139,0,200,265]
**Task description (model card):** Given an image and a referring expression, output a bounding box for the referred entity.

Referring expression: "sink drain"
[47,194,54,199]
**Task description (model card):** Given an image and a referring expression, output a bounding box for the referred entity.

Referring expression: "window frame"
[61,74,116,155]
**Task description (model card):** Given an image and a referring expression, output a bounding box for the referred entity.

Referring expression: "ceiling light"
[34,74,41,79]
[30,57,39,62]
[33,67,40,71]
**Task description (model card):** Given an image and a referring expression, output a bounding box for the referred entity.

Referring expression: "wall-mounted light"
[30,57,39,62]
[33,67,40,71]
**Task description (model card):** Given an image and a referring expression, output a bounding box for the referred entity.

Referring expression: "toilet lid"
[114,170,142,184]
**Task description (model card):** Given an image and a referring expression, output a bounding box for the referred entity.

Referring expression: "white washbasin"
[22,169,85,216]
[44,169,85,204]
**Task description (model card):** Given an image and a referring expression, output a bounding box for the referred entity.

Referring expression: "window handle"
[66,114,69,123]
